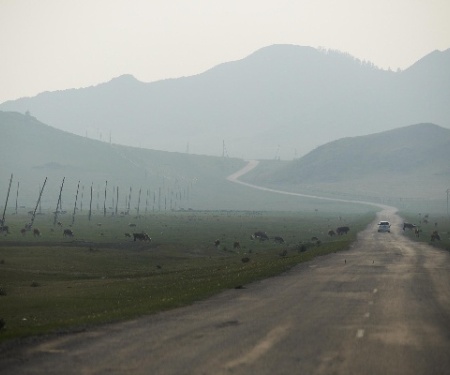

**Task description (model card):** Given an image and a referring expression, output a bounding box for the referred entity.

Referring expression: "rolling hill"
[240,123,450,203]
[2,110,448,217]
[1,44,449,160]
[3,111,373,214]
[0,111,245,211]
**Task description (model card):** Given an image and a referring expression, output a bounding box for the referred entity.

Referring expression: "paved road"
[2,165,450,374]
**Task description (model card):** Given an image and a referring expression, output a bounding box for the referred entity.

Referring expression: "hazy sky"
[1,0,449,103]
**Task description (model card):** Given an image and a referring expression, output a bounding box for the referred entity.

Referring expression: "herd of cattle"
[0,223,151,242]
[0,220,444,244]
[213,225,352,250]
[402,222,442,241]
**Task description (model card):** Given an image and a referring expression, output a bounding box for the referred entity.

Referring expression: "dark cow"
[20,228,26,236]
[430,231,440,242]
[63,229,74,237]
[0,225,9,234]
[403,223,416,231]
[133,232,151,242]
[252,231,269,241]
[33,228,41,237]
[336,226,350,235]
[214,239,221,247]
[233,241,241,249]
[414,227,420,237]
[273,236,285,244]
[327,230,336,237]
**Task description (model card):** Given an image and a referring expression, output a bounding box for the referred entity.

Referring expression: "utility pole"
[54,177,65,226]
[447,188,450,217]
[30,177,47,229]
[72,181,80,225]
[103,181,108,217]
[89,183,93,221]
[1,174,13,226]
[15,181,19,215]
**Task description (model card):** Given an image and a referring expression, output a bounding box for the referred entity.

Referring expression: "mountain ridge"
[1,44,449,160]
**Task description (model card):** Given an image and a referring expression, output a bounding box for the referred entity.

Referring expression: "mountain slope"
[1,45,449,160]
[0,111,248,211]
[241,123,450,200]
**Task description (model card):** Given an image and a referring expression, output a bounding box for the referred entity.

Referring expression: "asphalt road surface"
[1,166,450,374]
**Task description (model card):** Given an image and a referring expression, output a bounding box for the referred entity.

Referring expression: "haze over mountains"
[1,111,448,216]
[1,44,449,160]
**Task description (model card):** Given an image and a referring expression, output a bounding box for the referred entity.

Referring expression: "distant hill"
[241,123,450,201]
[0,111,249,211]
[1,44,449,160]
[1,112,448,214]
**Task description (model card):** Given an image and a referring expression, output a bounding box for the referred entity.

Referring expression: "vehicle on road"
[377,221,391,233]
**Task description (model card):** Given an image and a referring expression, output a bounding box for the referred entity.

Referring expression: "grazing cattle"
[403,223,416,231]
[214,239,221,247]
[0,225,9,234]
[63,229,74,237]
[133,232,151,242]
[252,231,269,241]
[233,241,241,249]
[33,228,41,237]
[20,228,26,236]
[414,227,420,237]
[328,230,336,237]
[430,231,440,242]
[128,223,137,227]
[274,236,285,244]
[336,226,350,235]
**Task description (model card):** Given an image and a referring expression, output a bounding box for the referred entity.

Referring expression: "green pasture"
[398,211,450,251]
[0,210,375,344]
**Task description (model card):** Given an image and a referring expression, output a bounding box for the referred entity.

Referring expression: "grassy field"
[398,211,450,251]
[0,209,375,344]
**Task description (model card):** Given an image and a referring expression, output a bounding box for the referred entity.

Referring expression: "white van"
[377,221,391,233]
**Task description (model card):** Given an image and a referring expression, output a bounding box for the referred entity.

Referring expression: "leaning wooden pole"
[72,180,80,225]
[15,181,19,215]
[1,173,13,226]
[137,188,142,217]
[89,183,93,221]
[30,177,47,229]
[103,180,108,217]
[53,177,65,226]
[127,187,132,214]
[115,186,119,216]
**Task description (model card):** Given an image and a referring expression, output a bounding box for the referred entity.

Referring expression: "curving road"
[2,162,450,374]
